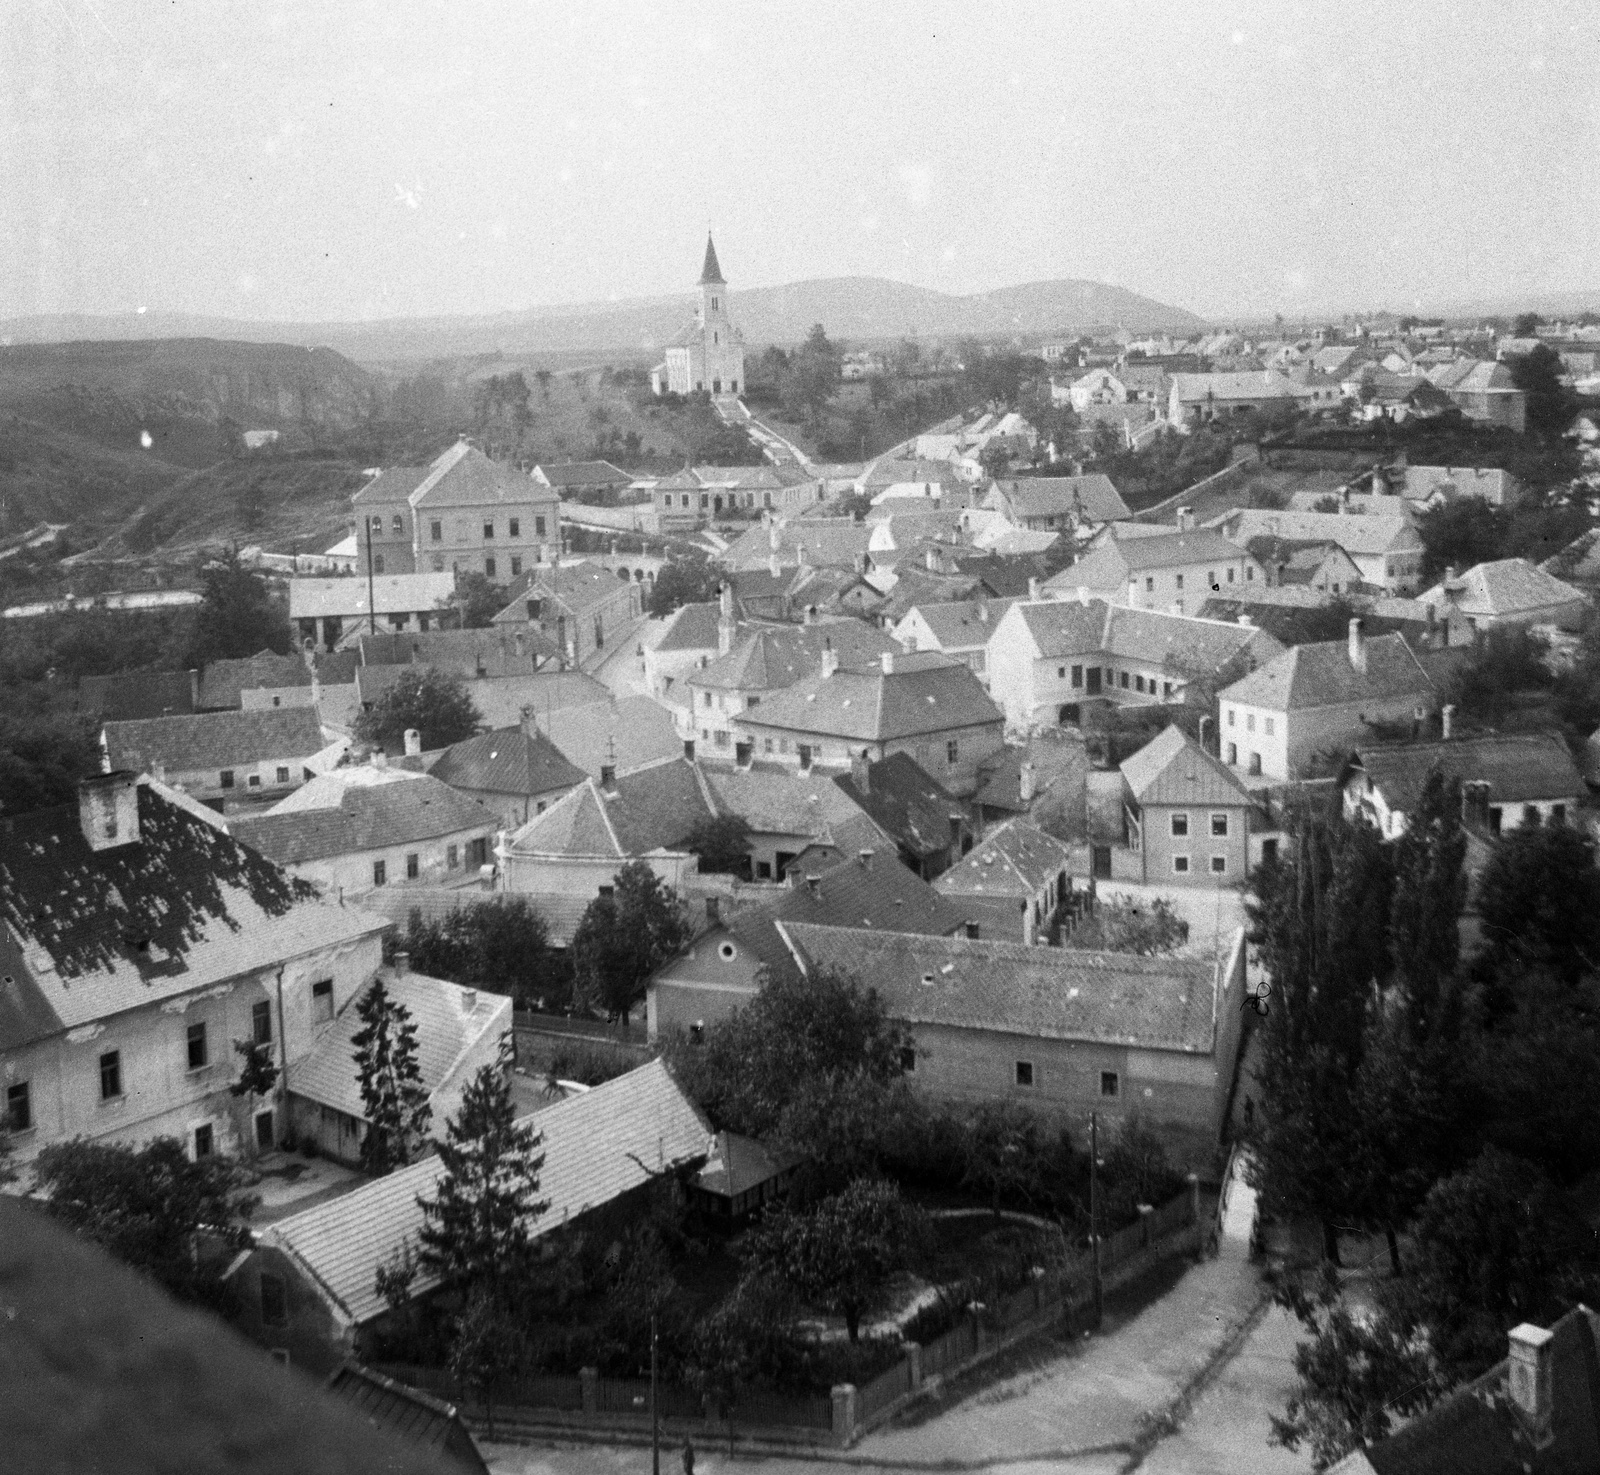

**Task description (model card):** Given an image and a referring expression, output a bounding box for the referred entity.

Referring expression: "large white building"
[651,236,746,397]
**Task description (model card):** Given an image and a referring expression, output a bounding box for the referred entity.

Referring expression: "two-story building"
[421,719,587,829]
[0,773,388,1168]
[1167,370,1307,427]
[1119,725,1258,886]
[289,572,460,651]
[491,560,644,667]
[933,819,1077,941]
[349,440,561,578]
[1050,524,1264,612]
[1418,558,1588,632]
[1210,507,1423,595]
[984,476,1131,537]
[892,596,1022,690]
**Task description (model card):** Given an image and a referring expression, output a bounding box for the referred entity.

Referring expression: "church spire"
[699,233,725,286]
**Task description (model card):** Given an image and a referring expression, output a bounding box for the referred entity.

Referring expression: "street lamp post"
[1089,1111,1103,1329]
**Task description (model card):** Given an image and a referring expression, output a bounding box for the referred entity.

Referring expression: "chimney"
[1177,506,1195,531]
[404,728,422,757]
[964,920,980,939]
[717,584,735,655]
[521,703,537,736]
[856,848,874,868]
[1020,897,1036,946]
[797,541,809,568]
[1028,577,1040,601]
[1078,584,1089,606]
[880,650,896,675]
[600,763,617,793]
[850,745,869,789]
[769,551,781,578]
[461,986,477,1012]
[803,604,817,626]
[393,951,410,974]
[189,668,201,709]
[1236,612,1252,626]
[1347,617,1367,674]
[372,750,388,769]
[1019,760,1036,802]
[1443,564,1457,585]
[1507,1324,1555,1449]
[977,600,989,623]
[78,772,141,852]
[1442,703,1455,740]
[805,874,820,895]
[768,519,781,551]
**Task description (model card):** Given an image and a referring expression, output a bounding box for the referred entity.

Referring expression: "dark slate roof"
[1346,732,1584,811]
[325,1364,489,1475]
[834,752,965,862]
[413,726,585,799]
[695,1132,800,1201]
[700,233,725,285]
[535,459,631,489]
[74,670,196,722]
[1120,724,1257,808]
[733,652,1003,743]
[230,777,496,866]
[103,707,328,774]
[781,923,1221,1053]
[505,761,715,858]
[1220,631,1432,711]
[0,780,380,1050]
[354,628,560,676]
[194,650,356,709]
[933,820,1077,900]
[1359,1309,1600,1475]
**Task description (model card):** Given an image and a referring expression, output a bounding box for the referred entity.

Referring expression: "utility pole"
[364,515,377,636]
[1089,1111,1103,1329]
[650,1313,660,1475]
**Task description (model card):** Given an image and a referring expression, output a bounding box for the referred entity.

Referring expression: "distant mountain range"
[0,275,1206,364]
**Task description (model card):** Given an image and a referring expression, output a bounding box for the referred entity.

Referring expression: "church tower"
[653,234,745,396]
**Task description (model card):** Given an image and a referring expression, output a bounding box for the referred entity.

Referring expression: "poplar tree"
[351,979,432,1175]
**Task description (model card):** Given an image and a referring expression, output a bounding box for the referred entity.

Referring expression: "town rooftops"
[703,765,876,842]
[690,622,897,693]
[533,459,632,490]
[1344,732,1584,812]
[720,518,872,572]
[102,706,329,775]
[1052,528,1250,587]
[493,561,632,623]
[264,1059,712,1327]
[992,475,1129,524]
[1213,508,1418,557]
[288,969,512,1122]
[732,651,1003,743]
[354,627,560,676]
[194,650,362,710]
[1121,724,1257,808]
[1423,558,1587,620]
[0,778,385,1051]
[427,724,586,797]
[654,601,725,653]
[1403,465,1519,504]
[933,820,1076,900]
[504,759,714,859]
[323,1363,489,1475]
[1220,630,1432,711]
[861,458,969,489]
[1010,596,1281,674]
[352,442,556,512]
[834,751,965,863]
[231,775,495,866]
[902,596,1021,650]
[289,573,458,622]
[1168,369,1304,402]
[779,923,1222,1054]
[534,696,681,779]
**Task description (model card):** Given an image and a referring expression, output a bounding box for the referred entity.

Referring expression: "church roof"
[700,234,725,285]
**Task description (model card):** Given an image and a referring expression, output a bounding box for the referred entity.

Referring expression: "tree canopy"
[568,860,689,1025]
[351,979,433,1175]
[402,896,554,1008]
[187,547,291,665]
[353,666,481,752]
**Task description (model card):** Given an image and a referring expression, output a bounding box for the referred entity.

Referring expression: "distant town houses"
[1053,521,1265,612]
[1417,557,1589,632]
[983,474,1130,536]
[1210,507,1424,595]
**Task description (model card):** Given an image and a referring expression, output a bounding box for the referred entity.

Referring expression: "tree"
[568,860,688,1025]
[1474,821,1600,984]
[354,666,481,752]
[1415,497,1505,584]
[351,979,433,1175]
[186,546,290,665]
[535,368,553,401]
[648,554,719,617]
[1509,343,1580,439]
[229,1036,280,1156]
[1511,311,1541,338]
[1443,625,1552,724]
[741,1177,925,1341]
[451,571,507,629]
[791,323,842,423]
[685,812,752,876]
[403,897,553,1007]
[417,1041,548,1307]
[449,1287,525,1438]
[0,710,100,816]
[1386,771,1467,1035]
[32,1137,253,1304]
[958,1100,1048,1218]
[978,442,1013,480]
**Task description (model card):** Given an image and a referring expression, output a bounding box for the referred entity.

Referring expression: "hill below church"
[0,276,1204,364]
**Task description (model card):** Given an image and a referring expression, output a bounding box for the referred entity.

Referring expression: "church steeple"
[699,234,725,286]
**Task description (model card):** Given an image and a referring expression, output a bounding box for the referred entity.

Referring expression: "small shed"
[691,1131,800,1226]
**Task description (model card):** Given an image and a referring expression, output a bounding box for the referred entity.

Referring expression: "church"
[651,235,746,397]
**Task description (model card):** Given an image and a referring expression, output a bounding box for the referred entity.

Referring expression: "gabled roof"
[1169,370,1303,402]
[1102,605,1281,674]
[350,464,432,509]
[732,652,1003,743]
[535,697,681,779]
[266,1060,712,1327]
[1220,631,1432,711]
[1346,732,1583,811]
[654,602,723,653]
[354,627,559,676]
[694,1132,800,1201]
[833,751,964,862]
[933,819,1076,899]
[494,561,633,623]
[861,458,968,490]
[1541,527,1600,586]
[534,459,631,489]
[289,969,512,1120]
[0,781,384,1050]
[505,760,714,858]
[289,574,458,622]
[231,776,495,866]
[196,651,314,708]
[780,924,1221,1054]
[1425,558,1586,618]
[324,1364,489,1475]
[1244,536,1362,582]
[1214,508,1419,557]
[416,725,586,798]
[1120,724,1256,808]
[103,706,328,774]
[719,518,873,572]
[72,670,196,723]
[702,765,874,841]
[402,442,558,511]
[994,475,1129,523]
[902,596,1021,650]
[689,622,897,693]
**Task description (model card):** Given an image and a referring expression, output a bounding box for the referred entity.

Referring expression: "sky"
[4,0,1598,325]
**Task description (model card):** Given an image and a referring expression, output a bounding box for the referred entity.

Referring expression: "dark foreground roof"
[325,1364,489,1474]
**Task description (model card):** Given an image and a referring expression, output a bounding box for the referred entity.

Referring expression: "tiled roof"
[695,1131,800,1200]
[719,519,872,573]
[733,653,1003,743]
[780,923,1220,1053]
[503,779,623,858]
[1169,370,1303,402]
[267,1060,713,1326]
[103,707,328,774]
[875,577,991,629]
[1347,732,1583,811]
[690,623,897,693]
[1244,536,1358,581]
[231,777,496,866]
[324,1364,488,1474]
[703,765,873,840]
[1220,631,1432,711]
[1214,508,1418,557]
[834,752,965,862]
[0,781,384,1049]
[196,651,312,708]
[428,725,586,798]
[861,458,967,490]
[350,464,431,508]
[497,561,632,621]
[994,476,1129,523]
[535,697,682,779]
[289,574,458,621]
[934,819,1076,899]
[1403,465,1516,503]
[462,672,613,730]
[1102,605,1280,674]
[1120,724,1256,808]
[402,442,558,511]
[505,760,714,858]
[1540,528,1600,585]
[1426,558,1586,618]
[74,670,197,722]
[354,627,559,677]
[288,969,512,1119]
[654,602,723,653]
[535,460,631,489]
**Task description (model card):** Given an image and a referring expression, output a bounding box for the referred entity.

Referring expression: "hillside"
[0,276,1204,362]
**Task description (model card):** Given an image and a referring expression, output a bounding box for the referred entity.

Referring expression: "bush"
[1064,898,1189,956]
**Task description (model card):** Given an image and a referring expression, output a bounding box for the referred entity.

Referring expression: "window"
[763,738,774,753]
[373,859,387,886]
[900,1046,917,1073]
[1173,855,1190,874]
[1014,1061,1034,1087]
[432,555,444,571]
[946,740,959,765]
[251,1000,273,1045]
[369,515,382,534]
[1227,708,1235,726]
[1119,671,1130,689]
[430,519,442,542]
[220,770,235,789]
[406,853,419,880]
[1207,570,1216,588]
[6,1080,30,1132]
[510,556,522,578]
[1249,752,1262,777]
[260,1273,289,1329]
[186,1021,208,1071]
[484,557,496,579]
[1100,1071,1120,1098]
[1071,664,1083,688]
[1523,804,1539,826]
[276,766,290,784]
[483,520,495,539]
[1211,814,1229,837]
[598,885,614,900]
[1246,713,1256,733]
[311,979,334,1023]
[1171,813,1189,837]
[391,514,403,534]
[535,515,547,536]
[1058,666,1066,679]
[373,554,385,574]
[1226,567,1235,583]
[1211,855,1227,874]
[193,1122,214,1158]
[447,844,459,869]
[1135,675,1145,693]
[1163,681,1174,698]
[99,1050,122,1100]
[247,774,262,789]
[1175,573,1184,590]
[509,518,520,538]
[1246,565,1255,580]
[1264,717,1275,736]
[1145,576,1155,593]
[1553,804,1567,824]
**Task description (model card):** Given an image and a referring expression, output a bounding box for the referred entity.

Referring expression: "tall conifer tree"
[351,979,432,1175]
